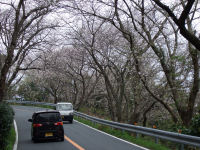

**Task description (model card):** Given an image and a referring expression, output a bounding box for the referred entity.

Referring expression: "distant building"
[13,95,25,101]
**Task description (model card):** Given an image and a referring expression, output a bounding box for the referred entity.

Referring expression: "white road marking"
[13,120,18,150]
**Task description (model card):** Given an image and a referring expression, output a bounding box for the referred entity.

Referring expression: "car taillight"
[33,124,42,127]
[54,122,63,126]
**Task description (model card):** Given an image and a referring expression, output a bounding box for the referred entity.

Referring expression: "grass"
[5,124,16,150]
[74,116,171,150]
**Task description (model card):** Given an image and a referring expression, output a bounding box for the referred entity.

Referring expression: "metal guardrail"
[74,112,200,149]
[6,100,200,149]
[6,100,56,107]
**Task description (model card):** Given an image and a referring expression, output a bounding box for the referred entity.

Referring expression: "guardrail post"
[136,133,139,138]
[155,137,159,144]
[180,144,184,150]
[122,129,124,134]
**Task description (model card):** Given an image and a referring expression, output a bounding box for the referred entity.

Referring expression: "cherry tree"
[0,0,59,102]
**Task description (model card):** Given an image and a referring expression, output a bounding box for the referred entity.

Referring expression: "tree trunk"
[143,102,156,127]
[129,101,140,124]
[0,51,15,102]
[107,96,116,121]
[54,92,58,104]
[0,80,6,102]
[0,63,12,102]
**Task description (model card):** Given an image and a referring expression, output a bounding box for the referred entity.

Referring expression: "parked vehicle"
[56,102,74,123]
[28,110,64,142]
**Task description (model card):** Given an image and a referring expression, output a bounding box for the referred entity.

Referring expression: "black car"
[28,110,64,142]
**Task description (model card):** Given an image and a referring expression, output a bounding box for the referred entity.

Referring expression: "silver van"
[56,102,73,123]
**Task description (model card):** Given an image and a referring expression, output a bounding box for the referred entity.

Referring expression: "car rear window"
[34,112,61,122]
[57,104,73,111]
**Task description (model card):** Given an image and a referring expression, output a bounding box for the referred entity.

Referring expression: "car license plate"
[45,133,53,137]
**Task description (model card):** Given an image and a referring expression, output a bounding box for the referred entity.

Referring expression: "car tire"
[32,138,38,143]
[60,136,64,141]
[70,120,73,124]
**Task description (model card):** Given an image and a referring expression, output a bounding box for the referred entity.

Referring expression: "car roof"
[34,110,60,114]
[57,102,72,105]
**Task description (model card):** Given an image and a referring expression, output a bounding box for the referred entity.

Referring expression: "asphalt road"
[13,105,147,150]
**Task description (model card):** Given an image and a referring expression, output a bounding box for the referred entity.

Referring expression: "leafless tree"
[0,0,59,102]
[152,0,200,51]
[66,15,155,123]
[63,0,200,126]
[33,46,100,108]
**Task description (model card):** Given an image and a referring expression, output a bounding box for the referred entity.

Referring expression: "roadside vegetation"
[0,103,15,150]
[79,105,200,137]
[5,125,16,150]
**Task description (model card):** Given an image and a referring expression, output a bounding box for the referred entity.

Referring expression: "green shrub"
[0,102,14,150]
[5,125,16,150]
[190,114,200,136]
[170,123,191,135]
[168,115,200,137]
